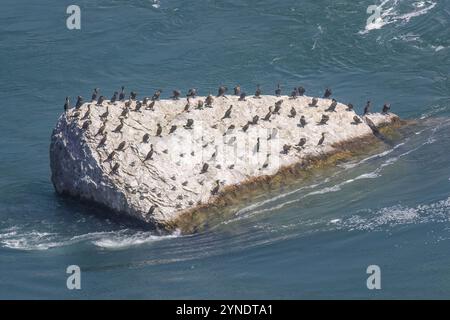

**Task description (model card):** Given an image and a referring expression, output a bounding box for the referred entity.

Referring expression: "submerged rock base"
[50,94,402,233]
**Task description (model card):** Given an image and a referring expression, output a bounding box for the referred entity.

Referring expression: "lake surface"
[0,0,449,298]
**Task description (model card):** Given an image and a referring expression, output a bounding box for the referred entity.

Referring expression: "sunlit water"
[0,0,449,298]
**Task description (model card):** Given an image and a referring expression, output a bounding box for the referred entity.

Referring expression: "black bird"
[325,99,337,112]
[299,115,307,127]
[144,145,154,161]
[111,163,120,174]
[104,150,116,162]
[135,101,142,112]
[196,100,204,109]
[81,105,91,120]
[273,100,283,114]
[172,90,181,100]
[97,133,107,148]
[100,106,109,119]
[91,88,99,102]
[323,88,332,99]
[82,120,91,130]
[255,137,260,153]
[275,83,281,96]
[217,86,227,97]
[120,107,129,118]
[223,125,235,136]
[346,103,354,111]
[363,101,371,115]
[147,204,158,215]
[200,163,209,174]
[242,122,250,132]
[119,86,125,101]
[146,100,155,111]
[116,141,126,152]
[152,89,162,101]
[142,97,149,106]
[96,96,105,106]
[382,103,391,114]
[64,97,70,111]
[290,88,299,99]
[75,96,83,109]
[130,91,137,100]
[210,146,218,161]
[155,123,163,137]
[95,122,107,136]
[205,95,214,107]
[183,98,190,112]
[238,92,246,101]
[297,86,306,96]
[296,138,307,148]
[318,114,330,125]
[353,115,363,124]
[184,119,194,129]
[318,132,326,146]
[72,110,80,119]
[113,119,124,133]
[288,107,297,118]
[142,133,150,143]
[234,85,241,96]
[211,180,220,195]
[186,88,197,98]
[309,97,318,107]
[281,144,292,155]
[261,153,270,169]
[222,105,233,119]
[254,84,262,98]
[263,107,273,121]
[169,125,177,134]
[250,115,259,125]
[110,92,118,104]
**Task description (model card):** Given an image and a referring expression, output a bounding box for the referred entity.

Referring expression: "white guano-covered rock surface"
[50,94,398,229]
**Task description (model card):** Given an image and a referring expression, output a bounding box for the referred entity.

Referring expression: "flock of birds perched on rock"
[62,84,392,202]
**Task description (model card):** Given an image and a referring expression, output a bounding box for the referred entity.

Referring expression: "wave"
[0,227,180,251]
[92,230,180,249]
[330,196,450,231]
[359,0,437,34]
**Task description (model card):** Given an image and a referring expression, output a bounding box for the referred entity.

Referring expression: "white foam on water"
[359,0,437,34]
[0,227,181,251]
[151,0,161,9]
[333,197,450,231]
[92,230,181,249]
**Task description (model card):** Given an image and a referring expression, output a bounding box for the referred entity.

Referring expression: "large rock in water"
[50,95,400,233]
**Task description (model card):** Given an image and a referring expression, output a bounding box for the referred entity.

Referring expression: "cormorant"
[323,88,332,99]
[184,119,194,129]
[155,123,163,137]
[317,132,326,145]
[172,90,181,100]
[234,85,241,96]
[254,84,262,98]
[309,97,318,107]
[64,97,70,112]
[211,180,220,195]
[288,107,297,118]
[222,105,233,119]
[275,83,282,96]
[363,101,371,115]
[200,163,209,174]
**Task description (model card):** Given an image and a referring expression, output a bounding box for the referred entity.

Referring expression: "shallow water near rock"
[1,0,449,298]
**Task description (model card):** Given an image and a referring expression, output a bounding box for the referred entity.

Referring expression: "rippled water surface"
[1,0,449,298]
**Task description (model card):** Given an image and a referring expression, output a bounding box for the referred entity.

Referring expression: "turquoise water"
[1,0,449,299]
